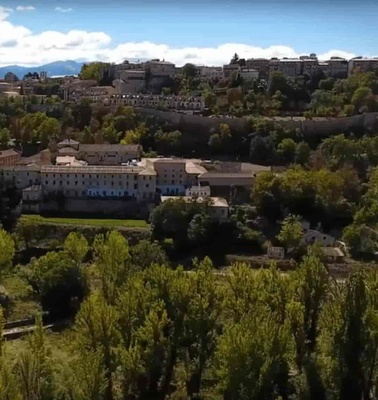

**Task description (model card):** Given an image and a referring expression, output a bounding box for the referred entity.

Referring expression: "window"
[146,184,149,188]
[134,183,137,190]
[172,180,174,184]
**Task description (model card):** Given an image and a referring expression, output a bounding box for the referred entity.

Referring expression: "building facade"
[0,149,21,166]
[41,165,156,201]
[108,94,205,111]
[53,142,143,166]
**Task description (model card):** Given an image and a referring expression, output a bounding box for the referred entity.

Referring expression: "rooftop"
[161,196,229,208]
[58,147,79,155]
[321,247,345,258]
[185,161,207,175]
[23,185,42,192]
[79,144,141,152]
[41,165,145,174]
[58,139,79,146]
[199,172,255,179]
[0,149,20,158]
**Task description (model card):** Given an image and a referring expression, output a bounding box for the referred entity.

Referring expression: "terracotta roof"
[161,196,229,208]
[138,168,156,176]
[79,144,141,153]
[199,172,255,179]
[58,147,79,155]
[321,247,344,257]
[41,165,144,174]
[185,162,207,175]
[0,149,20,158]
[58,139,79,146]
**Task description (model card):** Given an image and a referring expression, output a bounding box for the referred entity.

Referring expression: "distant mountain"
[0,61,84,79]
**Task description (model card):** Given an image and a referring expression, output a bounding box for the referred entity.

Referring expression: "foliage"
[151,198,214,247]
[277,214,304,253]
[130,239,168,270]
[29,251,89,316]
[0,228,15,281]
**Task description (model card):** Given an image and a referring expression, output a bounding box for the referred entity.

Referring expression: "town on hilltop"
[3,22,378,400]
[2,54,378,115]
[2,50,378,265]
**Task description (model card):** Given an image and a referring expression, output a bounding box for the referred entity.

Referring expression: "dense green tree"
[29,251,88,316]
[277,214,304,253]
[92,231,131,304]
[80,62,110,81]
[187,213,213,244]
[16,315,55,400]
[151,198,213,247]
[277,138,297,163]
[64,232,89,266]
[0,128,10,148]
[130,240,168,270]
[75,293,118,400]
[0,228,15,281]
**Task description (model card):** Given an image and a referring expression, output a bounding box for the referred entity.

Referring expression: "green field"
[21,215,150,229]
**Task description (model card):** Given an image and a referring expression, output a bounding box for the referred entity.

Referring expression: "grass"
[3,275,42,321]
[21,215,150,229]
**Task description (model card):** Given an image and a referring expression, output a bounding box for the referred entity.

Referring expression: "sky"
[0,0,377,67]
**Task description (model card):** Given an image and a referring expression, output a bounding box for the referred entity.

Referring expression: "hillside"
[0,60,83,79]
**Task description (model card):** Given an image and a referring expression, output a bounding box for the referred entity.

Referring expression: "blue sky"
[0,0,377,66]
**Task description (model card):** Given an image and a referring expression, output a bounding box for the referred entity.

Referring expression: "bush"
[29,251,89,317]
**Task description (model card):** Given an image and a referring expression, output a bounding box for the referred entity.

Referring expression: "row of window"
[46,180,140,190]
[47,173,139,180]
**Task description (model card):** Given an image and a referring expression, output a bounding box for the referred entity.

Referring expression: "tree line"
[1,226,378,399]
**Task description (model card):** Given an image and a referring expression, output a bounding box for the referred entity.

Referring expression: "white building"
[161,196,229,222]
[303,230,335,246]
[108,94,205,111]
[239,68,259,81]
[186,185,211,197]
[22,185,42,213]
[41,165,156,201]
[199,66,223,81]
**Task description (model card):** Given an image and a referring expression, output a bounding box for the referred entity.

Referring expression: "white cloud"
[16,5,35,11]
[55,7,73,13]
[0,6,13,19]
[0,8,367,68]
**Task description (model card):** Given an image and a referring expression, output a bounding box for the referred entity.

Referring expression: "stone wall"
[136,108,378,138]
[41,197,149,218]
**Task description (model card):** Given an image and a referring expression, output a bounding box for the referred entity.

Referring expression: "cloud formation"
[16,5,35,11]
[0,6,362,67]
[55,7,73,13]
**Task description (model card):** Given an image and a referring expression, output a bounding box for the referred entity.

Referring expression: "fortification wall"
[136,108,378,138]
[41,198,148,218]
